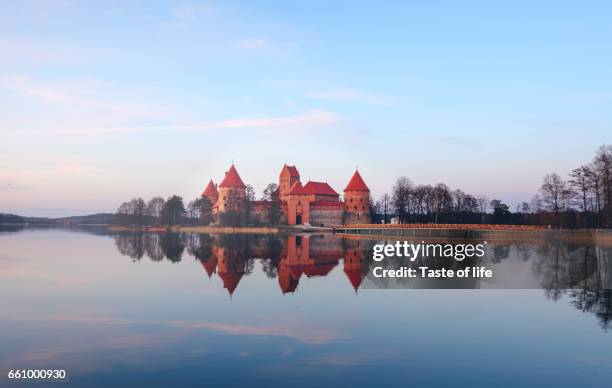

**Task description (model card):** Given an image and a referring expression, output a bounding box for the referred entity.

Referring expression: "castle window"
[354,206,357,210]
[360,198,363,202]
[350,198,353,203]
[223,196,226,200]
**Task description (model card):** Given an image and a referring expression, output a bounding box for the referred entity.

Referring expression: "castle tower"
[343,170,371,224]
[216,246,245,297]
[278,235,310,294]
[286,181,310,225]
[343,241,365,293]
[279,164,301,201]
[217,164,246,213]
[201,179,219,205]
[200,251,217,278]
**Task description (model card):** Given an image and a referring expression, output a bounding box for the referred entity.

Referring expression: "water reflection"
[110,231,612,331]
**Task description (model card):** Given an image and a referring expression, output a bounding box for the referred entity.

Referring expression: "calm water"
[1,228,611,387]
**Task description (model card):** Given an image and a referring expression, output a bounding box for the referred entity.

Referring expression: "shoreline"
[107,224,334,235]
[4,223,612,245]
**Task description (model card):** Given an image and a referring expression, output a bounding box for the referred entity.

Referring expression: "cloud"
[47,314,338,344]
[306,87,393,105]
[58,109,341,135]
[167,320,337,344]
[0,74,168,117]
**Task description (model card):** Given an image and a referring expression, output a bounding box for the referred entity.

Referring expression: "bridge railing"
[334,223,549,231]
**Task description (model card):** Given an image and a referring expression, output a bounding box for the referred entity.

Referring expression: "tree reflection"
[145,233,164,262]
[114,232,144,261]
[160,233,185,263]
[110,231,612,331]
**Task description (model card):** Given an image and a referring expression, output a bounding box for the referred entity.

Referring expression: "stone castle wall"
[310,205,343,227]
[343,212,371,225]
[308,234,343,257]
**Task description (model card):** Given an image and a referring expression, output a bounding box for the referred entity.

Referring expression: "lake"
[1,228,611,387]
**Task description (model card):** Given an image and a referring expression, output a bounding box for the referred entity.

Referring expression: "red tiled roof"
[304,181,339,196]
[279,275,299,294]
[304,263,337,277]
[344,269,363,290]
[344,170,369,192]
[283,164,300,178]
[218,271,244,296]
[287,264,308,279]
[219,165,246,188]
[287,181,306,195]
[200,257,217,278]
[202,180,218,198]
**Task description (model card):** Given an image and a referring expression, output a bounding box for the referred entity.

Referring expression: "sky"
[1,0,611,217]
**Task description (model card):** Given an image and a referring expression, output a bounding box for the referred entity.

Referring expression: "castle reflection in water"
[114,233,370,295]
[112,231,612,331]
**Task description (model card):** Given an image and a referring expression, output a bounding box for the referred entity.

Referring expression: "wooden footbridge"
[333,223,548,238]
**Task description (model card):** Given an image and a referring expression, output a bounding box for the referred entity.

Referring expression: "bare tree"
[540,173,568,228]
[379,193,391,223]
[431,183,451,223]
[261,183,279,200]
[392,177,413,223]
[593,145,612,226]
[477,196,489,214]
[569,165,594,227]
[146,197,165,218]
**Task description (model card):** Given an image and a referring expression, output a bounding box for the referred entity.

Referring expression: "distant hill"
[55,213,115,225]
[0,213,115,225]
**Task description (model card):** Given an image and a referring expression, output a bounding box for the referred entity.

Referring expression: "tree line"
[372,144,611,228]
[116,195,213,226]
[372,180,517,225]
[537,145,612,228]
[116,183,281,227]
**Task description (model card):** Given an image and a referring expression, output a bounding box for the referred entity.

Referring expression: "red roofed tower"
[278,164,301,201]
[201,179,219,205]
[217,165,246,215]
[200,255,217,278]
[216,246,245,297]
[343,242,365,293]
[343,170,371,224]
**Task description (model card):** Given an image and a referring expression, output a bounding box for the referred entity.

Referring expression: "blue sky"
[1,1,611,216]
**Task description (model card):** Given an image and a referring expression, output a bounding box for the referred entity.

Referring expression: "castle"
[201,164,371,226]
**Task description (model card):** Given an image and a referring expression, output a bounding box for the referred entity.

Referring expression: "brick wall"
[310,207,343,226]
